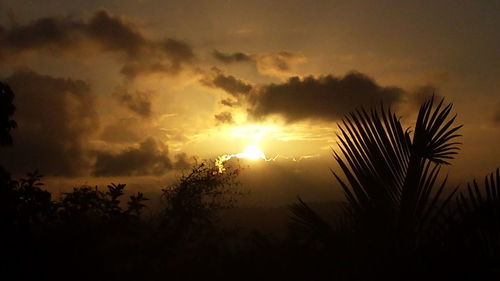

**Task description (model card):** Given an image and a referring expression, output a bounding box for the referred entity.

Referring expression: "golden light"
[228,124,278,142]
[215,144,267,173]
[237,144,266,161]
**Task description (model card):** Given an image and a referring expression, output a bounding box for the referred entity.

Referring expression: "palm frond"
[289,96,462,247]
[413,97,463,165]
[460,168,500,211]
[288,197,333,239]
[399,97,461,235]
[454,168,500,258]
[333,105,411,216]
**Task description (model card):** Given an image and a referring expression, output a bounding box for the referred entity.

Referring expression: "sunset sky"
[1,0,499,205]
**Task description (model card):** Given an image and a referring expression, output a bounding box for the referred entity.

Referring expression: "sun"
[237,144,266,161]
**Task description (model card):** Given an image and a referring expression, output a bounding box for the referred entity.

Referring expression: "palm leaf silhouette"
[454,168,500,259]
[289,197,333,241]
[291,97,462,249]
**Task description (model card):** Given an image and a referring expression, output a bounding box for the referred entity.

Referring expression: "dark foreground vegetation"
[1,81,500,280]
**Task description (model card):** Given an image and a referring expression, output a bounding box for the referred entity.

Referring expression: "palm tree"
[290,97,462,253]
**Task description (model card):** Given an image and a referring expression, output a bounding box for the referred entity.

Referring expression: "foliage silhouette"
[446,169,500,274]
[0,81,17,146]
[58,183,148,222]
[289,97,500,280]
[292,97,461,249]
[2,81,500,280]
[160,161,241,236]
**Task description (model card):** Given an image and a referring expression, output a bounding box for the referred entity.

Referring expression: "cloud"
[247,72,404,122]
[0,70,98,176]
[220,98,238,107]
[212,49,252,63]
[86,9,145,56]
[120,39,194,79]
[0,10,194,79]
[214,112,234,124]
[114,90,153,117]
[93,137,172,176]
[100,118,143,144]
[172,152,193,170]
[407,84,440,109]
[200,68,253,97]
[255,52,306,77]
[212,74,252,96]
[212,50,305,77]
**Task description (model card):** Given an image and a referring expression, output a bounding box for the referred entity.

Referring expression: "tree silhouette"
[160,161,241,236]
[0,81,17,147]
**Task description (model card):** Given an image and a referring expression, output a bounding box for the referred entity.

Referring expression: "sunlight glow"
[215,144,267,173]
[238,144,266,161]
[228,125,278,142]
[212,123,324,173]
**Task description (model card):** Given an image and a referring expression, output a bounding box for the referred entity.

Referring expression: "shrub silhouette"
[0,170,56,232]
[160,161,241,236]
[59,183,148,222]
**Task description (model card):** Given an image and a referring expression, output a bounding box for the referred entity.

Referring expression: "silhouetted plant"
[290,97,463,262]
[160,161,241,235]
[126,191,149,217]
[0,81,18,225]
[59,183,148,222]
[0,170,58,229]
[454,169,500,260]
[0,81,17,147]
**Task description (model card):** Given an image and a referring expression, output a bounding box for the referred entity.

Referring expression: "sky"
[1,0,499,206]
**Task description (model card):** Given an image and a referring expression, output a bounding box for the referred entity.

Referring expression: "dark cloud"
[211,50,305,77]
[1,16,85,55]
[172,153,193,170]
[201,69,253,97]
[114,90,152,118]
[259,52,297,71]
[100,118,142,144]
[214,112,234,124]
[248,72,404,122]
[407,84,440,109]
[212,50,253,63]
[0,70,98,176]
[120,39,194,79]
[0,10,194,79]
[162,39,196,68]
[86,10,145,56]
[93,137,172,176]
[221,98,238,107]
[212,74,252,96]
